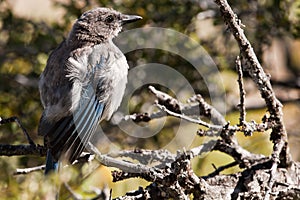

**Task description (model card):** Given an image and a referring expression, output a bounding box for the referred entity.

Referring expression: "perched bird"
[38,8,142,174]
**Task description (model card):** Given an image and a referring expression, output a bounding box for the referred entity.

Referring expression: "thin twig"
[149,85,182,113]
[189,140,218,157]
[274,181,300,192]
[0,116,36,147]
[126,86,226,126]
[155,103,229,130]
[188,94,227,125]
[236,56,246,126]
[205,161,239,178]
[14,165,45,175]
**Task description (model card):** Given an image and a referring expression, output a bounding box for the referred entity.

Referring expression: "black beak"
[121,14,142,25]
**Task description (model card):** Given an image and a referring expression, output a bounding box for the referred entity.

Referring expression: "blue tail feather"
[45,150,59,174]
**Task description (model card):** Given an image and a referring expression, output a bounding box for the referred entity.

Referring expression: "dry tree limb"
[187,94,226,125]
[147,85,269,166]
[0,116,46,157]
[236,56,246,126]
[214,0,293,198]
[205,161,239,178]
[0,116,36,147]
[0,144,46,157]
[14,165,45,175]
[110,148,176,167]
[214,0,291,167]
[87,142,152,174]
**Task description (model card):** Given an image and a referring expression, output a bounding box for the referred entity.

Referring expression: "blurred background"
[0,0,299,198]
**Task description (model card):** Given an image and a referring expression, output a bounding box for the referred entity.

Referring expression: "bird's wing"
[39,53,107,163]
[40,84,104,163]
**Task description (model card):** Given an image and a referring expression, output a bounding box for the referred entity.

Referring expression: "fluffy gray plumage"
[38,7,141,169]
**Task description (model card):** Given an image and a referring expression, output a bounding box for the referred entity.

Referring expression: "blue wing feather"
[43,84,104,173]
[41,50,107,174]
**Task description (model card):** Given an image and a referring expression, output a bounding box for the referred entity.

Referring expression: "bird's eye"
[105,15,114,23]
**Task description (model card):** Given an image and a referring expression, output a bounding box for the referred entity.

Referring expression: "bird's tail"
[45,149,59,174]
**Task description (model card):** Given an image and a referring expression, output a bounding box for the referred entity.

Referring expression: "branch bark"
[214,0,291,168]
[0,144,46,157]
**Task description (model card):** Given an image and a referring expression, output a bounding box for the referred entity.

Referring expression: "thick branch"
[87,142,152,174]
[214,0,291,167]
[111,148,176,168]
[0,144,46,157]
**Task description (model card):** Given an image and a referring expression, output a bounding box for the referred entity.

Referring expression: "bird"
[38,7,142,174]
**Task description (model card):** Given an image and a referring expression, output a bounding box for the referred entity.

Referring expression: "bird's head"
[70,7,142,44]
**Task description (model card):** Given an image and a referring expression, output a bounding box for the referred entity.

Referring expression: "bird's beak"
[121,14,142,25]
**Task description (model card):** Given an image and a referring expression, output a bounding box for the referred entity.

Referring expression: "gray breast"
[69,41,129,121]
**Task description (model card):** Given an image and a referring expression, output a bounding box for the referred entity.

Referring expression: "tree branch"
[236,56,246,126]
[0,144,46,157]
[0,116,36,147]
[214,0,291,168]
